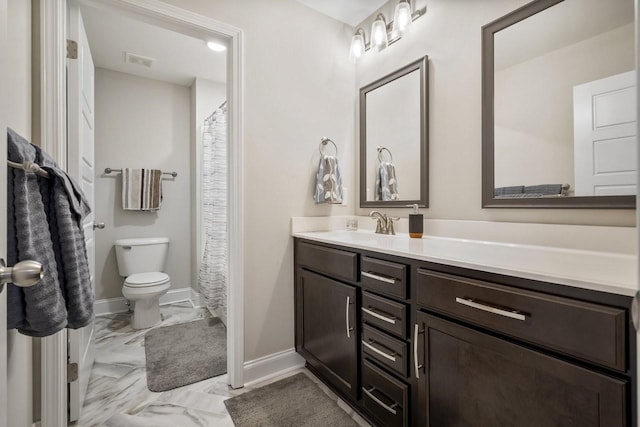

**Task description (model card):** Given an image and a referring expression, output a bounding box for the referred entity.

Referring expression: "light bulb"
[393,1,413,36]
[349,32,365,62]
[370,15,388,52]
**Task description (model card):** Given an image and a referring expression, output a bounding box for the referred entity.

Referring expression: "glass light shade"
[370,17,388,51]
[349,32,365,62]
[393,1,412,36]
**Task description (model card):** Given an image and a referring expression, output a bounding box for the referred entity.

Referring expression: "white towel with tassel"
[122,168,163,211]
[314,155,343,204]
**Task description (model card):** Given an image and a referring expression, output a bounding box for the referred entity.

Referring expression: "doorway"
[39,1,244,424]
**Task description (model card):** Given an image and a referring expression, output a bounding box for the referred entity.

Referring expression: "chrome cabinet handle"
[362,307,396,325]
[363,341,396,362]
[93,222,105,230]
[0,259,44,292]
[345,296,354,338]
[414,323,423,379]
[455,297,526,321]
[361,271,396,284]
[363,387,398,415]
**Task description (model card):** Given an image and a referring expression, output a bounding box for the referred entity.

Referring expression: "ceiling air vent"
[124,52,156,68]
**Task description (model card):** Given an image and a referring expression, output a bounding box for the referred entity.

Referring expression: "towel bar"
[104,168,178,178]
[7,160,50,178]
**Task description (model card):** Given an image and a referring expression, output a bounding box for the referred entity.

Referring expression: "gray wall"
[354,0,636,227]
[161,0,357,362]
[94,68,192,300]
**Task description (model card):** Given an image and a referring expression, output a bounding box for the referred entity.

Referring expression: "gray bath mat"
[144,317,226,392]
[224,373,359,426]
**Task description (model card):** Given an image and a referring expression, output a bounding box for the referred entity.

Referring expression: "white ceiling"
[294,0,387,27]
[80,5,227,87]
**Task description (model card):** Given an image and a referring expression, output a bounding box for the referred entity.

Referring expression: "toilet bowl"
[114,237,170,329]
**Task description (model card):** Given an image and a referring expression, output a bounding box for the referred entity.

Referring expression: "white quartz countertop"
[293,230,638,297]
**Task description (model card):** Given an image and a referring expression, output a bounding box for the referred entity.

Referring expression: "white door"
[67,5,96,422]
[574,71,637,196]
[0,0,8,426]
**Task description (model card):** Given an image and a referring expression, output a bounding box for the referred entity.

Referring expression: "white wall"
[494,24,634,189]
[6,0,33,425]
[94,68,192,300]
[354,0,636,227]
[190,77,226,291]
[161,0,356,362]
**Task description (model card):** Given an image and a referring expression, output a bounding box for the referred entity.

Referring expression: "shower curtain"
[198,103,228,320]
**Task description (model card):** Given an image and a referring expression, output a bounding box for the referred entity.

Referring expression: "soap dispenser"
[408,204,423,238]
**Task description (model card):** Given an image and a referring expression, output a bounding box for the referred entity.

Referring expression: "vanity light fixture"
[393,0,413,36]
[349,28,366,62]
[370,14,389,52]
[349,0,426,62]
[207,41,227,52]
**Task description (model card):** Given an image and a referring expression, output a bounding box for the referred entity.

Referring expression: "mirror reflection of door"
[492,0,635,199]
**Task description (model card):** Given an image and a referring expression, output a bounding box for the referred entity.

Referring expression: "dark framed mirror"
[360,56,429,208]
[482,0,636,208]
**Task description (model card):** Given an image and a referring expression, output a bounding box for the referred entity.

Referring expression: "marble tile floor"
[74,302,370,427]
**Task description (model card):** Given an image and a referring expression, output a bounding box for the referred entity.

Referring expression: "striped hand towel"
[122,168,163,211]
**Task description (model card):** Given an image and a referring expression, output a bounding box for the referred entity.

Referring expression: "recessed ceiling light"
[207,41,227,52]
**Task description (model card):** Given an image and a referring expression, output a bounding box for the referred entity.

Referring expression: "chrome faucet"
[369,211,400,235]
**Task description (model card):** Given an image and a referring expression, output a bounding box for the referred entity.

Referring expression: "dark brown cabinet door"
[415,312,627,427]
[297,269,358,400]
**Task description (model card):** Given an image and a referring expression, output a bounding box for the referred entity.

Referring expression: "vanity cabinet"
[415,312,627,426]
[293,238,635,427]
[296,268,359,400]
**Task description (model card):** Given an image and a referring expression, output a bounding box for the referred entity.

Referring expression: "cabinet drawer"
[363,360,409,427]
[362,292,407,339]
[361,256,407,299]
[363,325,409,377]
[416,269,627,371]
[296,241,358,282]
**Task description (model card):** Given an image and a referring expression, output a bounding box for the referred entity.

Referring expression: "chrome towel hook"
[319,137,338,157]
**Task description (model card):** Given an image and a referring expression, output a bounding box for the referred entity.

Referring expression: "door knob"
[93,222,105,230]
[0,259,44,291]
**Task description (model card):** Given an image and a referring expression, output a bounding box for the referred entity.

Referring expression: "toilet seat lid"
[125,272,169,287]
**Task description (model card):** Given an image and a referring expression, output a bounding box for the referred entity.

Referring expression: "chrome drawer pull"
[455,297,526,321]
[362,271,396,284]
[364,387,398,415]
[362,307,396,325]
[345,296,354,338]
[363,341,397,362]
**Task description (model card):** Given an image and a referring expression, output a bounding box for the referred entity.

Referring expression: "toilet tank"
[114,237,169,277]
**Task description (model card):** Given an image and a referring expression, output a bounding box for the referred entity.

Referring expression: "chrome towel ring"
[377,146,393,163]
[319,137,338,157]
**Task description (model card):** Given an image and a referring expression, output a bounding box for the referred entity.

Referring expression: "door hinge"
[67,362,79,383]
[66,39,78,59]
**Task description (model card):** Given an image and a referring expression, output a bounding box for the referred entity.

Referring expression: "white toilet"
[114,237,171,329]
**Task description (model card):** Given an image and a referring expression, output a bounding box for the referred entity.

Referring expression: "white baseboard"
[95,287,194,316]
[190,287,205,308]
[243,348,305,386]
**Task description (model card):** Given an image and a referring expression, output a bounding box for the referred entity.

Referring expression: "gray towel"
[38,152,94,330]
[7,128,94,336]
[375,162,399,201]
[7,128,67,336]
[314,155,343,204]
[524,184,563,196]
[495,185,524,196]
